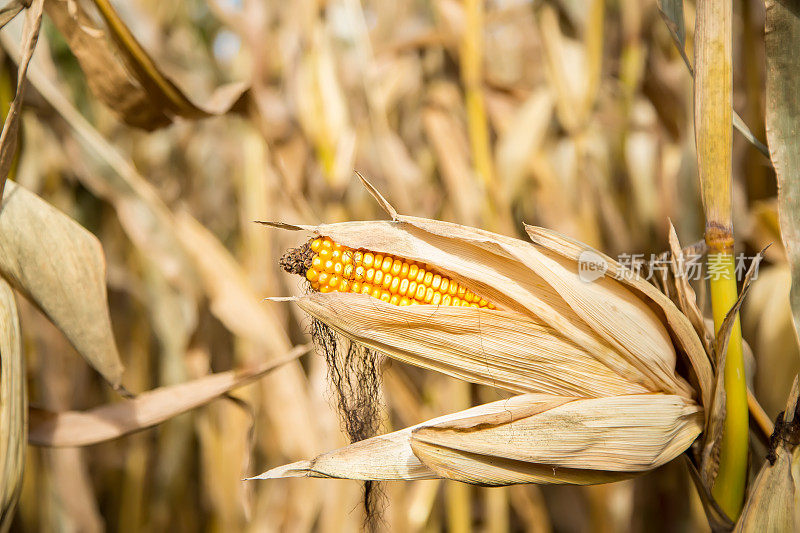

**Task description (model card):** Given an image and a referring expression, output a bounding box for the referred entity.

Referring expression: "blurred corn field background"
[0,0,797,531]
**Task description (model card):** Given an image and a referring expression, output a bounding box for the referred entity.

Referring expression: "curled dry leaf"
[43,0,171,130]
[0,181,124,387]
[28,344,311,447]
[0,279,24,532]
[45,0,249,130]
[0,0,44,199]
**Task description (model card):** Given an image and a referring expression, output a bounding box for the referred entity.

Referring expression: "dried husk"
[252,393,702,485]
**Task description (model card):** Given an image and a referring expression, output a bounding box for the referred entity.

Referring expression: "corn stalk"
[694,0,746,520]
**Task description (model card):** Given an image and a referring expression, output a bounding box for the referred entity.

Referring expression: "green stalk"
[707,252,748,518]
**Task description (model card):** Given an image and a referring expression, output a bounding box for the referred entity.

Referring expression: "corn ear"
[0,278,25,532]
[252,393,702,485]
[265,216,694,400]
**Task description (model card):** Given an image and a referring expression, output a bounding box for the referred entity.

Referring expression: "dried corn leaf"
[44,0,170,130]
[46,0,248,130]
[0,0,43,199]
[253,393,702,485]
[524,225,713,413]
[0,279,24,533]
[766,0,800,342]
[0,181,124,387]
[735,378,800,532]
[28,344,310,447]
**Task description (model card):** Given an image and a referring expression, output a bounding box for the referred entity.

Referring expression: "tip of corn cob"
[280,236,495,309]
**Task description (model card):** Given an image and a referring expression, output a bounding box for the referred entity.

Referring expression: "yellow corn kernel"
[448,282,458,296]
[440,278,449,292]
[399,278,410,296]
[293,237,495,309]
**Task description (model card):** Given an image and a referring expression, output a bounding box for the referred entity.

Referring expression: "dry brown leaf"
[45,0,249,130]
[28,344,310,447]
[0,181,124,387]
[0,278,25,532]
[43,0,171,130]
[0,0,43,199]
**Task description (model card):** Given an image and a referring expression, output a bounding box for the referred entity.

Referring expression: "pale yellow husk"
[257,203,708,485]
